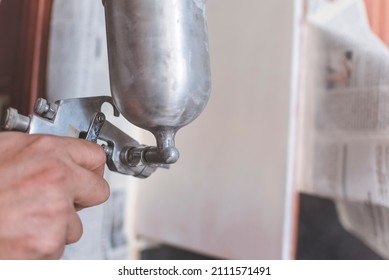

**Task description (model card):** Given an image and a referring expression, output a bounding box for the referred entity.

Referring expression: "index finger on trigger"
[62,137,107,172]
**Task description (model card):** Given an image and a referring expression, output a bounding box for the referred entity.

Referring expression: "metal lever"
[83,112,106,143]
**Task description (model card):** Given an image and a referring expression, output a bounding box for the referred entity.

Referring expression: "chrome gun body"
[2,96,157,178]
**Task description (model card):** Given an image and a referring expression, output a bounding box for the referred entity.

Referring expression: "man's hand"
[0,132,109,259]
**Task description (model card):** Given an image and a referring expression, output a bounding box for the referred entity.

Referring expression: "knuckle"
[42,195,69,216]
[93,144,106,165]
[87,142,106,163]
[82,178,110,207]
[25,231,64,259]
[49,157,68,173]
[92,177,110,205]
[41,157,70,184]
[30,135,58,152]
[26,197,70,258]
[67,221,83,244]
[69,230,83,244]
[34,238,63,259]
[79,138,105,159]
[84,141,107,168]
[99,179,110,203]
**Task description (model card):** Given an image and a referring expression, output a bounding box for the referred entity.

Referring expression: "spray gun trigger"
[80,112,106,143]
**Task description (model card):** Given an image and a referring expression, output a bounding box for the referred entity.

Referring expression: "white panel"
[134,0,295,259]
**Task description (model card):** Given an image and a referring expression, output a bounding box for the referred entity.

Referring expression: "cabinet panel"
[0,0,52,114]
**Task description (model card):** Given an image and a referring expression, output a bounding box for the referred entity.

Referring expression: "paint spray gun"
[1,0,211,178]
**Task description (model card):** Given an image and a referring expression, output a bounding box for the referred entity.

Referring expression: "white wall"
[134,0,296,259]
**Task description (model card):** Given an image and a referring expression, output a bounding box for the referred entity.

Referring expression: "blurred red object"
[365,0,389,46]
[0,0,52,115]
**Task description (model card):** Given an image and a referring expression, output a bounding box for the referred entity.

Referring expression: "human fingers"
[62,137,107,172]
[0,133,107,177]
[71,166,110,209]
[0,132,36,159]
[1,136,110,208]
[65,211,83,244]
[18,135,107,172]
